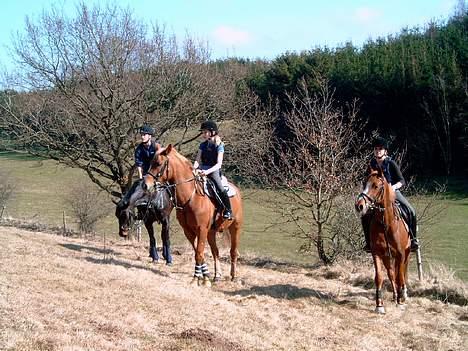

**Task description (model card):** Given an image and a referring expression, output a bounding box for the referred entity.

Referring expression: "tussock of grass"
[411,264,468,306]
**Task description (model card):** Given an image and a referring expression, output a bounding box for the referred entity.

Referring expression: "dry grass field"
[0,225,467,351]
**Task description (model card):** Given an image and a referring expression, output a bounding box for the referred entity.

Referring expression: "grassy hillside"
[0,227,466,350]
[0,152,467,280]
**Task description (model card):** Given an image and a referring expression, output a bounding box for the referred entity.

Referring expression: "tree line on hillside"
[0,2,461,262]
[244,10,467,177]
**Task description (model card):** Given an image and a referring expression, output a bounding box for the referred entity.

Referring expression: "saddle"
[395,200,411,232]
[203,176,236,198]
[134,189,169,219]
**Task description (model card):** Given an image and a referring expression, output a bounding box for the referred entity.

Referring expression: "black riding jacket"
[370,157,405,186]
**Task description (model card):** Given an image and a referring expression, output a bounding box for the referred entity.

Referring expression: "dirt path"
[0,226,466,350]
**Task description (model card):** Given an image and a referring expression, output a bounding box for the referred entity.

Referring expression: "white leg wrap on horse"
[375,306,386,314]
[194,264,203,278]
[201,263,209,277]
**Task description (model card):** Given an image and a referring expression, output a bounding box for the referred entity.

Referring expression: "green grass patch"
[1,152,467,281]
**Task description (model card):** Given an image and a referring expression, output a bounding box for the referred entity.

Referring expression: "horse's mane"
[168,146,194,169]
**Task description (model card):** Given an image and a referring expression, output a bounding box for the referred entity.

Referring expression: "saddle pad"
[395,201,410,232]
[204,176,236,197]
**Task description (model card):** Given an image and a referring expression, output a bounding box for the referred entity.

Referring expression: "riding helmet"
[372,136,389,150]
[139,124,155,136]
[200,120,218,133]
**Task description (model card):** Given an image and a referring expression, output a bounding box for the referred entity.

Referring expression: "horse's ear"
[376,166,384,177]
[156,144,167,155]
[165,144,173,155]
[156,144,173,156]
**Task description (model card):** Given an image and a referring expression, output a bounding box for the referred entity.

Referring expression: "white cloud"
[353,7,381,24]
[212,26,252,46]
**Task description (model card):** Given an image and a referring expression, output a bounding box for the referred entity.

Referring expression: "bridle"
[147,158,169,180]
[144,156,197,210]
[358,175,385,211]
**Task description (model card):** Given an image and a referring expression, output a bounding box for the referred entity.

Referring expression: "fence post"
[416,247,423,280]
[62,210,67,235]
[0,205,5,221]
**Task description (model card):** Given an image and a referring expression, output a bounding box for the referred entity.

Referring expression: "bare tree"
[0,2,242,198]
[422,75,453,175]
[0,170,16,210]
[247,77,368,264]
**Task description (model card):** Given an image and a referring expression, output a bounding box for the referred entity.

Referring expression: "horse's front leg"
[191,228,211,287]
[373,255,386,314]
[160,217,172,265]
[145,221,159,262]
[207,229,221,282]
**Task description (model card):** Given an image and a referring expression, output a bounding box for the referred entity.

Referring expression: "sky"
[0,0,460,71]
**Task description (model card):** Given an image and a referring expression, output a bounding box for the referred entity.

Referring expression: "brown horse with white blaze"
[355,167,411,314]
[143,144,243,286]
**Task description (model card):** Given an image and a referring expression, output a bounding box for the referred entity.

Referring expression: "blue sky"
[0,0,459,71]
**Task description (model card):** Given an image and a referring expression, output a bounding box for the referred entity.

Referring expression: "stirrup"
[223,210,233,220]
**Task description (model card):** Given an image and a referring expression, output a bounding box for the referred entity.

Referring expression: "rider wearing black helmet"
[135,124,158,179]
[362,136,419,252]
[193,120,233,220]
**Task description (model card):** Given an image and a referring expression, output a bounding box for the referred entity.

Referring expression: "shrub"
[65,183,111,233]
[0,170,16,210]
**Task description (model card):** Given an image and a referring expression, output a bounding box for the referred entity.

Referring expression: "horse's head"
[143,144,173,192]
[114,198,135,238]
[355,168,386,216]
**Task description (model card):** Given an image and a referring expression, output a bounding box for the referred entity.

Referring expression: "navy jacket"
[134,141,157,174]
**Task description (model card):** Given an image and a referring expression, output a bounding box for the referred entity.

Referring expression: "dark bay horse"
[143,144,243,286]
[115,180,174,265]
[355,168,411,314]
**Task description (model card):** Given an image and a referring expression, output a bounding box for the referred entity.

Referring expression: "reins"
[146,156,197,211]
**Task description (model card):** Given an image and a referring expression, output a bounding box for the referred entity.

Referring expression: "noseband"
[358,176,385,210]
[147,158,169,181]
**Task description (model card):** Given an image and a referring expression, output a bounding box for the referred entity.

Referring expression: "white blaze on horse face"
[363,182,370,196]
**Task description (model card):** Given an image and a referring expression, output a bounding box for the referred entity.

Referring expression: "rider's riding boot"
[361,216,371,253]
[410,217,419,252]
[220,190,233,220]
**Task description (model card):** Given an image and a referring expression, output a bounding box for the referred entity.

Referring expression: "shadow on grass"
[412,287,467,306]
[84,256,170,277]
[59,242,170,277]
[223,283,336,301]
[60,243,120,256]
[237,255,318,272]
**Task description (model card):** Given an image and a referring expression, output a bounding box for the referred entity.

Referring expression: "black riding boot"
[219,190,233,220]
[361,215,371,253]
[410,216,419,252]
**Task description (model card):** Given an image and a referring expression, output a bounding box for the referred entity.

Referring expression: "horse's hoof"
[375,306,386,314]
[190,277,200,286]
[397,303,407,310]
[202,277,212,288]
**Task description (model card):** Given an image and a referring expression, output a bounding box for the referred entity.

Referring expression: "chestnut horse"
[355,168,411,314]
[143,144,243,286]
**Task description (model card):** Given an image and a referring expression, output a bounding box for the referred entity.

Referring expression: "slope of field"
[0,226,466,351]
